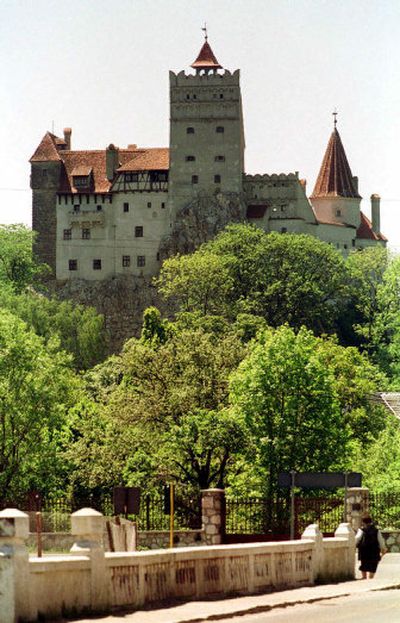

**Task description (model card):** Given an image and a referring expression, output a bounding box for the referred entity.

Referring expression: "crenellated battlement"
[170,69,240,87]
[244,172,299,182]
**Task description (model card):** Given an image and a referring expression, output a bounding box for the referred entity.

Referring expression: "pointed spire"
[29,132,63,162]
[311,118,361,199]
[191,27,222,73]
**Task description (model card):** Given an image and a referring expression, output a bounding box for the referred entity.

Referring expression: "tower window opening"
[137,255,146,267]
[123,202,129,212]
[214,174,221,184]
[147,202,152,208]
[215,155,225,162]
[187,127,195,134]
[93,259,102,270]
[96,205,102,212]
[63,229,72,240]
[186,94,190,100]
[135,226,143,237]
[161,202,166,209]
[186,155,196,162]
[69,259,77,271]
[336,209,342,217]
[73,205,80,213]
[192,175,199,184]
[82,228,90,240]
[220,93,224,99]
[216,126,224,133]
[122,255,131,267]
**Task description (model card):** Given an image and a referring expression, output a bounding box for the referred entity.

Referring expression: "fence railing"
[0,490,201,533]
[369,492,400,530]
[225,497,290,537]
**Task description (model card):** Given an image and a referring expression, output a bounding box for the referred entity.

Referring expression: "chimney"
[371,194,381,234]
[63,128,72,150]
[352,176,359,193]
[106,144,119,181]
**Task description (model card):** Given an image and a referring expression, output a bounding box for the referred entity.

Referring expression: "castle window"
[137,255,146,267]
[63,229,72,240]
[147,202,151,208]
[82,228,90,240]
[135,226,143,237]
[193,94,197,100]
[122,255,131,267]
[93,259,102,270]
[157,252,160,261]
[186,155,196,162]
[336,209,342,217]
[352,239,356,247]
[123,202,129,212]
[214,175,221,184]
[161,202,166,209]
[96,205,102,212]
[281,227,287,234]
[344,244,348,250]
[186,94,190,100]
[73,205,80,213]
[220,93,224,99]
[187,127,195,134]
[73,175,90,188]
[215,155,225,162]
[192,175,199,184]
[216,126,224,133]
[69,259,77,271]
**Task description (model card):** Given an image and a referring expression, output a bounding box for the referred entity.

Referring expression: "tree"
[0,224,47,291]
[157,225,348,334]
[229,325,383,498]
[0,309,79,499]
[343,247,388,349]
[68,327,247,493]
[0,286,107,370]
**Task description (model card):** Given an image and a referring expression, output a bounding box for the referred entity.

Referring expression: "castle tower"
[311,116,361,229]
[30,131,67,274]
[168,34,245,219]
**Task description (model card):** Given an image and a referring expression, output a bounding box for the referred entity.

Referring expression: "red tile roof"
[191,41,222,70]
[118,148,169,172]
[246,204,268,219]
[311,129,361,199]
[71,166,93,176]
[29,132,63,162]
[58,149,136,193]
[356,212,387,241]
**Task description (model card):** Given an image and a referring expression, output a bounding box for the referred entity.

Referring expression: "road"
[221,589,400,623]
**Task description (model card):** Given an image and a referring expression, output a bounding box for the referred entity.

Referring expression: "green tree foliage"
[229,325,384,498]
[0,309,79,499]
[0,224,47,291]
[344,247,388,349]
[157,225,348,334]
[0,287,107,370]
[68,327,247,493]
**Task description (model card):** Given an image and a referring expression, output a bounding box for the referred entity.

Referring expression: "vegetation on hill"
[0,222,399,502]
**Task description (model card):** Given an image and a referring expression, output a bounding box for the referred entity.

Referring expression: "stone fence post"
[345,487,369,531]
[201,489,225,545]
[0,508,31,623]
[334,522,356,579]
[301,523,323,582]
[70,508,109,611]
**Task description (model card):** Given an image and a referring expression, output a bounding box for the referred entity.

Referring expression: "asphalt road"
[222,589,400,623]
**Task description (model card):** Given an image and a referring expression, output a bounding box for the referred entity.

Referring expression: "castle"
[30,37,386,285]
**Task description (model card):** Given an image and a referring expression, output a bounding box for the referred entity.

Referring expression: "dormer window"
[73,175,90,188]
[71,166,92,190]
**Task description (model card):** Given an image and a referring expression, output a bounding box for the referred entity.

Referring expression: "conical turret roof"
[191,40,222,70]
[312,128,361,199]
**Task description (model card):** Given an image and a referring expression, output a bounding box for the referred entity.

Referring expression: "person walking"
[356,513,387,579]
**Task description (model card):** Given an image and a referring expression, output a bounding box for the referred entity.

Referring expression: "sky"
[1,0,399,247]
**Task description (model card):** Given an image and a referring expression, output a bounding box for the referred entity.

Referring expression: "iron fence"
[294,496,343,536]
[0,490,201,533]
[225,497,290,537]
[369,492,400,530]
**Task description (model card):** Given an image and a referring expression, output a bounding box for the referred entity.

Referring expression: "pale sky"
[1,0,399,247]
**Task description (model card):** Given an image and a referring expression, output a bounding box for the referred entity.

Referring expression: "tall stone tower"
[168,35,245,219]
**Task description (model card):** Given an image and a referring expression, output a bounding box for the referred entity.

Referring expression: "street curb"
[175,581,400,623]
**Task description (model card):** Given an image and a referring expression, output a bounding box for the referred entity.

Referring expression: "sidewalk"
[73,554,400,623]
